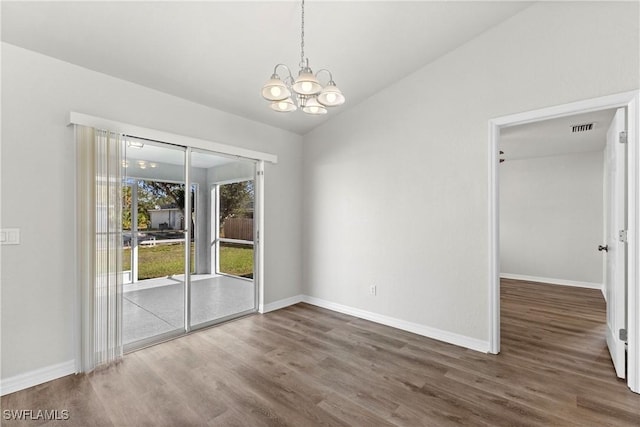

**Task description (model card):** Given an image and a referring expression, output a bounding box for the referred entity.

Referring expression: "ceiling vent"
[571,123,594,133]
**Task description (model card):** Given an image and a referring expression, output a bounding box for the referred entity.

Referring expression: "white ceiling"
[1,1,533,135]
[500,108,618,161]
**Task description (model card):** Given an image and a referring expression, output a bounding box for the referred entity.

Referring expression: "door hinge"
[620,328,628,342]
[619,131,628,144]
[619,229,627,243]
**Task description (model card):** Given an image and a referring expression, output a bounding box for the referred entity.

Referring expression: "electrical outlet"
[369,285,377,296]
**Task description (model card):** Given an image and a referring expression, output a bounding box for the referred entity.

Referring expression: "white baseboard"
[2,293,491,394]
[301,295,490,353]
[0,360,76,396]
[259,294,303,314]
[500,273,603,290]
[257,294,489,353]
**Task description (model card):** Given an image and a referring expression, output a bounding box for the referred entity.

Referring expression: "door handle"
[598,245,608,252]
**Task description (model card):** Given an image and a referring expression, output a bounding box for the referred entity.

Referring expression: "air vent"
[571,123,594,133]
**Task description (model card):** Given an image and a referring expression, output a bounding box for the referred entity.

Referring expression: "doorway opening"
[488,91,640,394]
[214,179,256,279]
[122,138,259,350]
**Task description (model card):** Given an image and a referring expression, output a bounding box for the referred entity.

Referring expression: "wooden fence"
[222,218,254,241]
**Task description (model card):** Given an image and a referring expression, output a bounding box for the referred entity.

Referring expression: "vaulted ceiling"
[1,1,533,135]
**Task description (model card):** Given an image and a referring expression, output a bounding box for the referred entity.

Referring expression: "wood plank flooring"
[2,279,639,426]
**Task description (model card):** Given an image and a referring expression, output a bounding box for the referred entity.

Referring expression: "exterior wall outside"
[149,209,182,230]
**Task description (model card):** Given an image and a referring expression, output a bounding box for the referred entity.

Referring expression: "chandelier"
[261,0,345,114]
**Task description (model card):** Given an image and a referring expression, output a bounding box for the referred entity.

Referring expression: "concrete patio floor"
[123,274,255,345]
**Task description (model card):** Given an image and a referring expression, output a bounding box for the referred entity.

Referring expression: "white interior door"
[604,107,627,379]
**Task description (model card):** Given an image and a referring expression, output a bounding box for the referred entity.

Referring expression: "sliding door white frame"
[184,147,193,333]
[69,112,277,359]
[256,161,265,313]
[68,112,278,164]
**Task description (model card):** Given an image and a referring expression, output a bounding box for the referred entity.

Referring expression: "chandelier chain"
[300,0,305,68]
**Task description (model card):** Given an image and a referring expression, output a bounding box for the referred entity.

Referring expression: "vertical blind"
[76,125,123,372]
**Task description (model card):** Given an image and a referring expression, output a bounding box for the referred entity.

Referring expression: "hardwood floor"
[2,279,639,426]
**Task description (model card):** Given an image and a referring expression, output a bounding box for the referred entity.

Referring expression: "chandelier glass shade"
[302,96,327,115]
[262,76,291,102]
[292,69,322,96]
[317,81,345,107]
[270,97,297,112]
[261,0,345,115]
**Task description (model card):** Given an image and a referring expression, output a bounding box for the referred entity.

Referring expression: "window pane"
[122,139,187,348]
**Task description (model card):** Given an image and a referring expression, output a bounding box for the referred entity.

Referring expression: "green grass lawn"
[219,243,254,278]
[123,243,253,280]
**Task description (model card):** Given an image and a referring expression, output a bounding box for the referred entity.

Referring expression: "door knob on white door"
[598,245,609,252]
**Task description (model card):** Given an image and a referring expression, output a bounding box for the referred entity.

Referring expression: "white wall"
[0,43,303,380]
[500,151,604,286]
[302,2,639,345]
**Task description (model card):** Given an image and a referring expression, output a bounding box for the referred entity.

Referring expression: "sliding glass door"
[189,149,257,327]
[122,140,187,348]
[123,140,258,350]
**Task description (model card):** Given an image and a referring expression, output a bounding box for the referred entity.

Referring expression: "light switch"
[1,228,20,245]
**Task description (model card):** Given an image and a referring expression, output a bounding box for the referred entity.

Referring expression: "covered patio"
[123,274,255,345]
